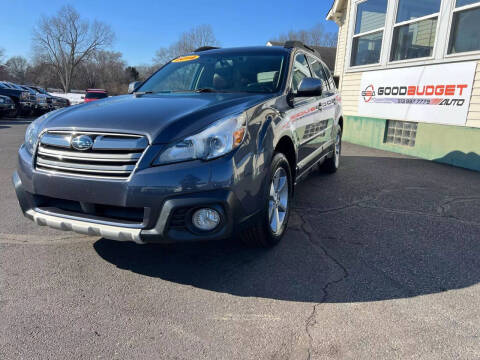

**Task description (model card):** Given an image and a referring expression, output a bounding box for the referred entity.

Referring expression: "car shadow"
[93,152,480,303]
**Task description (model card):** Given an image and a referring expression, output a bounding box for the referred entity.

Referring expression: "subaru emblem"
[71,135,94,151]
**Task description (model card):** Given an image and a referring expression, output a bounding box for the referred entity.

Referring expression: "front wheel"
[321,127,342,173]
[240,153,292,247]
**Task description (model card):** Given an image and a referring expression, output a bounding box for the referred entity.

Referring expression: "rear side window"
[86,92,108,99]
[306,55,330,93]
[291,54,311,92]
[322,64,336,91]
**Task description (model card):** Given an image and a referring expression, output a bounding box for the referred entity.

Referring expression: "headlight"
[24,120,41,155]
[154,113,247,165]
[0,98,4,103]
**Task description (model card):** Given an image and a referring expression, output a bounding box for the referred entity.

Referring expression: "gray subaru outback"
[13,42,343,247]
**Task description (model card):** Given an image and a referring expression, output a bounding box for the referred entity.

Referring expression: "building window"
[448,0,480,54]
[351,0,388,66]
[390,0,441,61]
[384,120,417,147]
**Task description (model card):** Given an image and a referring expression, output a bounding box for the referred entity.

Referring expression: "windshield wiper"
[133,91,153,96]
[194,88,218,93]
[168,88,226,93]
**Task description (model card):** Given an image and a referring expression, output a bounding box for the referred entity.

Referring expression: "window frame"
[289,51,314,93]
[444,0,480,58]
[344,0,480,74]
[389,0,442,64]
[349,0,388,68]
[306,53,332,94]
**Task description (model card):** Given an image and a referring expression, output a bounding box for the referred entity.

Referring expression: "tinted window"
[322,64,336,90]
[306,55,330,93]
[355,0,388,34]
[139,53,287,94]
[291,54,311,92]
[449,6,480,53]
[396,0,441,22]
[85,92,108,99]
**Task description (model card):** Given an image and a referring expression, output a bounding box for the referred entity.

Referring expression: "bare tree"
[76,50,127,94]
[32,5,114,92]
[136,64,160,81]
[5,56,29,83]
[153,25,218,65]
[0,49,7,80]
[271,23,338,47]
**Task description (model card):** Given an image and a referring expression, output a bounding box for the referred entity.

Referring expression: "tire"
[240,153,293,247]
[321,127,342,174]
[10,106,19,118]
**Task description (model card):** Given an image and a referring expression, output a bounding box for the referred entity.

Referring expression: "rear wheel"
[321,127,342,173]
[241,153,292,247]
[10,106,19,118]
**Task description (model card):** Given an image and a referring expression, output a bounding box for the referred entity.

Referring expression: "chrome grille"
[35,131,148,179]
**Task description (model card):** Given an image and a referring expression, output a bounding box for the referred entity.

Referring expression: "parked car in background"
[19,85,49,115]
[0,95,16,118]
[84,89,108,102]
[29,86,70,110]
[5,83,37,116]
[0,82,32,117]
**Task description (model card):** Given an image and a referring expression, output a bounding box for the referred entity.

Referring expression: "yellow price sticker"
[172,55,200,63]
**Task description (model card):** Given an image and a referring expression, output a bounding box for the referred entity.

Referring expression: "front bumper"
[19,101,33,111]
[36,102,50,110]
[13,142,264,244]
[25,207,143,243]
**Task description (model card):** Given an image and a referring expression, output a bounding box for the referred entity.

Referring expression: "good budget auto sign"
[358,62,477,126]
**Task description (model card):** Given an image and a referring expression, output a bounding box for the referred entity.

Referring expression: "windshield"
[138,52,287,94]
[36,87,50,95]
[86,92,108,99]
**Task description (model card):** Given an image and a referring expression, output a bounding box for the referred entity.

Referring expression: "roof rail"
[283,41,315,53]
[194,46,220,52]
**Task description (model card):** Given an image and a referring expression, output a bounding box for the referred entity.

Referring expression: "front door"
[285,52,333,171]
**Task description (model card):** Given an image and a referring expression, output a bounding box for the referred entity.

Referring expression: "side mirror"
[128,81,143,94]
[296,77,323,98]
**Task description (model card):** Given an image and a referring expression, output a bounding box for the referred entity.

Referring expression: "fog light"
[192,208,220,231]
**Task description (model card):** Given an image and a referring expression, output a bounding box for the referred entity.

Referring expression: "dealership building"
[327,0,480,171]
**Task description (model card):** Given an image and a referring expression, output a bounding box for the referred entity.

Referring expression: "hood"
[41,93,271,144]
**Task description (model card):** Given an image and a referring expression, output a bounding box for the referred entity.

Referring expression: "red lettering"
[417,86,425,95]
[435,85,444,96]
[457,84,468,96]
[445,85,456,96]
[425,85,435,96]
[408,86,416,96]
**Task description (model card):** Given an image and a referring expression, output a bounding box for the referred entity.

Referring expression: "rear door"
[284,52,324,168]
[305,54,337,156]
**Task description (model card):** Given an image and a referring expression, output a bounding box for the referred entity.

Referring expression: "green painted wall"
[343,115,480,172]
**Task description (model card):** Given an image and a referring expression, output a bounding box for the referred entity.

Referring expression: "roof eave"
[326,0,347,24]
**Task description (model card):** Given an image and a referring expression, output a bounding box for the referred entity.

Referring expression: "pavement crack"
[297,214,349,360]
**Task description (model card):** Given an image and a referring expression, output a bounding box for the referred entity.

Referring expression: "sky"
[0,0,337,66]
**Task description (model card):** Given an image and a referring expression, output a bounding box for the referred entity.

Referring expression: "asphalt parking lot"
[1,118,479,359]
